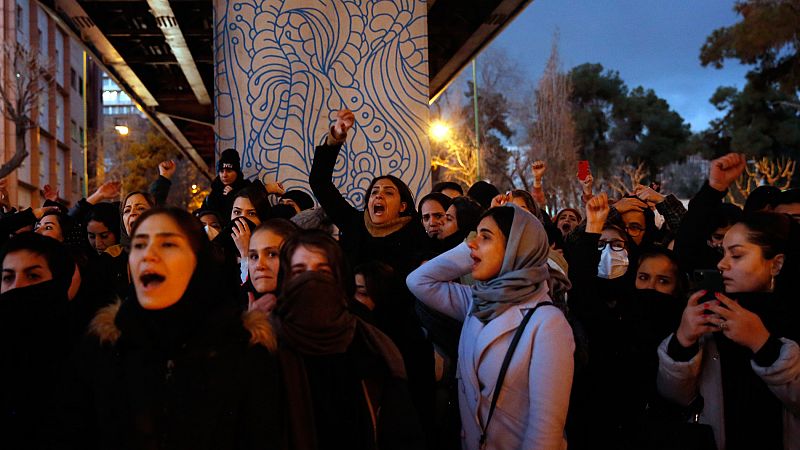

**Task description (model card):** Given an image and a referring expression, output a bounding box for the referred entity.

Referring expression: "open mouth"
[561,224,572,233]
[140,272,166,289]
[373,204,386,216]
[470,253,481,269]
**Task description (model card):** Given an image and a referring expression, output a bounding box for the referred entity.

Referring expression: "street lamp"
[429,121,451,142]
[114,125,129,136]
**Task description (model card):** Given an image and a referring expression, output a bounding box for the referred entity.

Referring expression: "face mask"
[598,246,628,279]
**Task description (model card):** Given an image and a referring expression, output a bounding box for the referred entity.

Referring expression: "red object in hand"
[577,160,590,181]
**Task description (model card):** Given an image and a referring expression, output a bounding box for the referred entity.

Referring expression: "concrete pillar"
[214,0,431,206]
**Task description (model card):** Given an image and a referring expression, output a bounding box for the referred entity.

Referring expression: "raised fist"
[585,192,609,234]
[708,153,746,192]
[42,184,59,202]
[532,160,546,180]
[332,109,355,140]
[158,160,177,180]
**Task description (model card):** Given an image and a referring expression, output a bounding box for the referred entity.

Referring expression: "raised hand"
[704,293,771,352]
[580,174,594,195]
[265,181,286,196]
[33,206,60,220]
[248,292,278,314]
[532,160,546,181]
[88,180,121,204]
[231,218,252,259]
[158,160,177,180]
[676,290,722,348]
[633,184,665,205]
[42,184,59,202]
[332,109,355,140]
[585,192,609,234]
[490,193,511,208]
[708,153,747,192]
[613,196,648,214]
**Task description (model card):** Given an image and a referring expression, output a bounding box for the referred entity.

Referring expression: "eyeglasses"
[597,240,626,252]
[625,223,645,236]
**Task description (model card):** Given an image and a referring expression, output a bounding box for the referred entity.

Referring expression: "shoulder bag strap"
[478,301,554,449]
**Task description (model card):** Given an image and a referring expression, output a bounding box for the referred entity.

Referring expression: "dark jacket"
[202,176,251,225]
[564,230,683,450]
[308,141,430,277]
[674,182,727,274]
[308,140,435,436]
[63,299,282,450]
[0,281,73,449]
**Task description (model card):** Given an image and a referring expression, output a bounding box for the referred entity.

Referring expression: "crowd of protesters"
[0,107,798,450]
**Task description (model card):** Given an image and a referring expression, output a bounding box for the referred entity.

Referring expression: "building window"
[79,126,84,146]
[71,120,78,143]
[78,76,83,97]
[71,68,77,90]
[16,4,22,31]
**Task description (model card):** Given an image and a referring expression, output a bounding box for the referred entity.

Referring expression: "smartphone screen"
[691,270,724,303]
[578,160,590,181]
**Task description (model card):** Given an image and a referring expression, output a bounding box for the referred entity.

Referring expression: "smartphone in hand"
[578,160,590,181]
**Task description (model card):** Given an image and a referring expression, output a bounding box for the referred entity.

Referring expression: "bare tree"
[727,156,796,206]
[606,162,648,197]
[0,43,54,179]
[529,36,581,212]
[431,135,479,188]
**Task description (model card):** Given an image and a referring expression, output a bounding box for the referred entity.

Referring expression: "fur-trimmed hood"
[89,301,277,352]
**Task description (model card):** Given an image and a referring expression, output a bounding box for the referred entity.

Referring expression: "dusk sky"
[451,0,753,132]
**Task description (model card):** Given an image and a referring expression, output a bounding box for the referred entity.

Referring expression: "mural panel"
[215,0,431,206]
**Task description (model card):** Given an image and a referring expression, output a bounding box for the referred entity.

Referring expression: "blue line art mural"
[215,0,431,207]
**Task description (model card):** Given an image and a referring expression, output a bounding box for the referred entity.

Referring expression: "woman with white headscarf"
[407,204,574,450]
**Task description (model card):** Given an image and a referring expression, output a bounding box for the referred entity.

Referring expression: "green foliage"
[569,63,628,175]
[705,80,800,160]
[700,0,800,95]
[568,63,691,178]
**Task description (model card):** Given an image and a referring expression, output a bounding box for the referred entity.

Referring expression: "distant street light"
[114,125,129,136]
[429,121,451,142]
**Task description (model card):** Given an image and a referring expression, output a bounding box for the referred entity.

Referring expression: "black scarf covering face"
[274,271,406,450]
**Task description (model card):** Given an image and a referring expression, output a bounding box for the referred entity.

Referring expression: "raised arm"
[406,242,473,321]
[308,109,360,228]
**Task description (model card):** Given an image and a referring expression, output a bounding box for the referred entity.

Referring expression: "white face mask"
[598,246,629,279]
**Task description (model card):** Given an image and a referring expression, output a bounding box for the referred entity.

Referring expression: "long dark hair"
[738,212,797,294]
[233,184,272,223]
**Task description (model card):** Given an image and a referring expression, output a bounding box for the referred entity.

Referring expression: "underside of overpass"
[39,0,532,178]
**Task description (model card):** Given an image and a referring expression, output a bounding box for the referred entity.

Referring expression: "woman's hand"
[265,181,286,196]
[158,160,177,180]
[42,184,59,202]
[708,153,747,192]
[612,197,648,214]
[490,192,511,208]
[332,109,355,141]
[675,290,719,348]
[532,160,546,182]
[580,173,594,196]
[88,180,121,204]
[585,192,609,234]
[231,218,251,258]
[634,184,665,205]
[248,292,277,314]
[705,293,771,353]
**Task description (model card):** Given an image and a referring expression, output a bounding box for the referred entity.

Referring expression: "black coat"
[63,299,282,450]
[309,140,436,442]
[202,176,252,225]
[0,281,73,449]
[308,141,430,277]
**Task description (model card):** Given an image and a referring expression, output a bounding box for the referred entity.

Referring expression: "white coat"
[407,243,574,450]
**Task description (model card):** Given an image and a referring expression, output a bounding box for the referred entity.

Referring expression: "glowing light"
[429,121,451,142]
[114,125,129,136]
